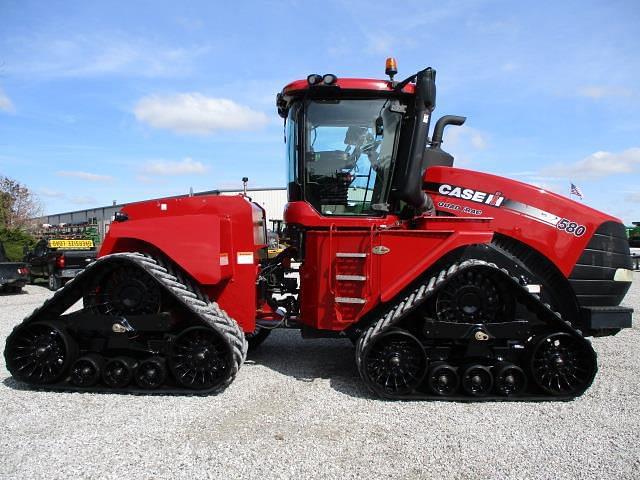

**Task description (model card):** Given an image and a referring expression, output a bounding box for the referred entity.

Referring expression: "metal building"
[35,187,287,241]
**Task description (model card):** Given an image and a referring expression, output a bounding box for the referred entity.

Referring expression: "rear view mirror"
[417,68,436,110]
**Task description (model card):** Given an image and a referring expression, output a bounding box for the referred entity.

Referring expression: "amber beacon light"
[385,57,398,80]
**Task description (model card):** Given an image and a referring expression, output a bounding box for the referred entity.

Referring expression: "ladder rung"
[336,252,367,258]
[336,275,367,281]
[335,297,367,304]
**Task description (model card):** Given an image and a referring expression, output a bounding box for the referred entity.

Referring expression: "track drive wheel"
[435,267,514,323]
[5,321,77,385]
[360,329,427,397]
[529,333,597,396]
[168,326,233,391]
[84,264,162,316]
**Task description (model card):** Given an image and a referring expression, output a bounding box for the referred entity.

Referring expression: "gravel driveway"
[1,276,639,480]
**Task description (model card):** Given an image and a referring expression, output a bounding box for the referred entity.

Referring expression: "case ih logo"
[425,182,505,207]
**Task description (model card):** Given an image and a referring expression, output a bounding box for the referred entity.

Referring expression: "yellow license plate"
[48,239,94,249]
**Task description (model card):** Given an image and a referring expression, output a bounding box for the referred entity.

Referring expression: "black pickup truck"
[0,242,29,293]
[25,238,97,290]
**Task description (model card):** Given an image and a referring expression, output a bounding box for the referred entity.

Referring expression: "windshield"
[300,98,403,216]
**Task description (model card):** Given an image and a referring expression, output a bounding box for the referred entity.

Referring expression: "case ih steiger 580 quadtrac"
[5,60,634,401]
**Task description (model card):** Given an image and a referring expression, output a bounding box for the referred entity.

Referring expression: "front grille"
[568,221,633,306]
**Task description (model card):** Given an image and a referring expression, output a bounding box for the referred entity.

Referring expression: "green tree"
[0,176,41,260]
[0,175,42,229]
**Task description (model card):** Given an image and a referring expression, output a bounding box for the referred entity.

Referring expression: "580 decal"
[557,218,586,237]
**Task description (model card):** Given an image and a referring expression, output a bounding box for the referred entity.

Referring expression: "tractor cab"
[281,86,405,217]
[277,60,464,223]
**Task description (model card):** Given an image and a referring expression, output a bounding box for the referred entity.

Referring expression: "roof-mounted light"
[322,73,337,85]
[307,74,323,86]
[385,57,398,81]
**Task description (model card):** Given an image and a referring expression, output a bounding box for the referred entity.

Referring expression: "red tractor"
[5,61,634,400]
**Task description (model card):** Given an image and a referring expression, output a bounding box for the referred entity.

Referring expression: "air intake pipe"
[431,115,466,148]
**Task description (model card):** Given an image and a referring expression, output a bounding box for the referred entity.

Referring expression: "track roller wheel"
[70,354,104,387]
[461,365,493,397]
[168,326,232,390]
[427,363,459,396]
[529,332,596,396]
[360,330,427,397]
[494,363,527,396]
[135,357,167,390]
[103,357,135,388]
[5,321,77,385]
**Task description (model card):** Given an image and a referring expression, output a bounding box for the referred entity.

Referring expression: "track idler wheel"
[70,354,104,387]
[361,330,427,397]
[135,357,167,390]
[461,365,493,397]
[168,326,233,390]
[5,321,77,385]
[494,363,527,396]
[529,332,597,396]
[426,363,459,396]
[102,357,135,388]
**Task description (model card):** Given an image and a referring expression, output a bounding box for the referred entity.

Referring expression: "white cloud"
[141,157,208,176]
[543,147,640,180]
[38,188,65,198]
[133,93,269,135]
[5,33,210,79]
[0,87,15,113]
[577,86,633,99]
[625,192,640,203]
[443,125,488,151]
[56,171,113,182]
[69,195,97,205]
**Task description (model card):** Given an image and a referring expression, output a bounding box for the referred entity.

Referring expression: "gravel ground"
[1,277,639,480]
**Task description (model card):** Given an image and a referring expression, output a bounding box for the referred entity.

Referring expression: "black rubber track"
[4,252,248,394]
[355,259,598,401]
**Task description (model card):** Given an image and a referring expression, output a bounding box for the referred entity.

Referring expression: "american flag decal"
[570,182,584,200]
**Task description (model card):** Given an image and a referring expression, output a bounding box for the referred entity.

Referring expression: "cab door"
[30,240,47,276]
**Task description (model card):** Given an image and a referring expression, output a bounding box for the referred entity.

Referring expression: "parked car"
[0,242,29,293]
[25,238,97,290]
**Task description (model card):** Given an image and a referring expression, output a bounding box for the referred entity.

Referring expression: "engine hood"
[423,166,621,276]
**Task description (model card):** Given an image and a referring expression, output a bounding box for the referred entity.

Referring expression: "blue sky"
[0,0,638,222]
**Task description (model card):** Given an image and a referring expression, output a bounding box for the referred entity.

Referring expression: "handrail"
[328,223,336,296]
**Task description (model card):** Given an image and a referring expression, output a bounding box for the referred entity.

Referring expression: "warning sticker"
[219,253,229,266]
[236,252,254,265]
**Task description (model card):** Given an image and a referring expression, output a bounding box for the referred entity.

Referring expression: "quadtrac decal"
[424,181,587,237]
[437,201,484,216]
